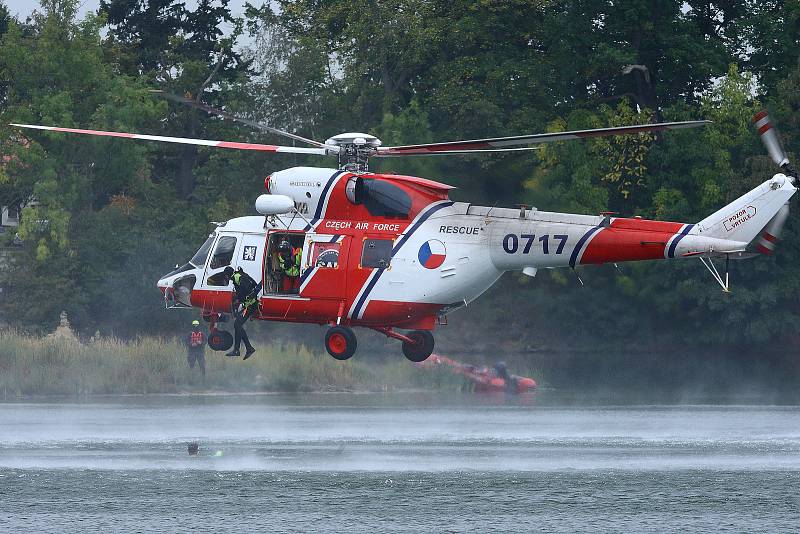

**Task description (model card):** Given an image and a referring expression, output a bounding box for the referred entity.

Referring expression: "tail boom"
[487,213,750,271]
[486,175,795,272]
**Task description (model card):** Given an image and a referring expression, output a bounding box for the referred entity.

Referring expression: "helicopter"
[12,101,797,362]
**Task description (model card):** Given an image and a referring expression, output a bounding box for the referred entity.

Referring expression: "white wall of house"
[1,206,20,227]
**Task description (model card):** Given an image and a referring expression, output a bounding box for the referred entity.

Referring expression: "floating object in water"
[417,354,537,393]
[187,442,199,455]
[213,450,223,457]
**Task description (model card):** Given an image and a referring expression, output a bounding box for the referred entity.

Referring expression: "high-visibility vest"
[278,248,301,277]
[231,271,258,306]
[189,331,204,348]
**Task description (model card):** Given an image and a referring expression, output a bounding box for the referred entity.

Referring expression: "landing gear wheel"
[208,330,233,351]
[325,326,357,360]
[402,330,435,362]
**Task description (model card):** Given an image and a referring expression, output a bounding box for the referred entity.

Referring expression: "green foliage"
[526,101,657,213]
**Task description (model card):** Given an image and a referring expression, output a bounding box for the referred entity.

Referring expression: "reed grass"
[0,330,468,397]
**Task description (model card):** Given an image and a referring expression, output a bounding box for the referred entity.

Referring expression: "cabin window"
[312,242,341,269]
[361,238,393,269]
[206,271,228,286]
[352,178,411,218]
[209,236,237,269]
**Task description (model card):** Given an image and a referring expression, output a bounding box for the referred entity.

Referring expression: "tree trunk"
[178,109,198,200]
[178,144,198,200]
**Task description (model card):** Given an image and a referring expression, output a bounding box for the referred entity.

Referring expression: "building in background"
[1,204,20,229]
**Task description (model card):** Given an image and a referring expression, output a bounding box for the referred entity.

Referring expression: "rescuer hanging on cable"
[222,266,259,360]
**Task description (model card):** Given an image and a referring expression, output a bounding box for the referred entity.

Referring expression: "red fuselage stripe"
[580,219,684,264]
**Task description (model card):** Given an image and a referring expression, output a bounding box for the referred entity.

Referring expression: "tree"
[0,0,165,332]
[100,0,250,200]
[738,0,800,94]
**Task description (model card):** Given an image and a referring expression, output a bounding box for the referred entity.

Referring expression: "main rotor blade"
[377,120,710,155]
[374,146,542,157]
[152,91,332,150]
[11,124,331,155]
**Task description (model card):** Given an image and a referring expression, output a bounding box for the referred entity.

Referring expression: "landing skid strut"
[699,255,731,292]
[370,326,417,345]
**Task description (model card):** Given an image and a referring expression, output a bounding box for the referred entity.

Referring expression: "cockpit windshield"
[190,235,214,267]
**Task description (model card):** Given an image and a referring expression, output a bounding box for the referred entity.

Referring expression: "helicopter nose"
[157,278,169,293]
[158,271,198,308]
[156,271,174,292]
[157,273,175,299]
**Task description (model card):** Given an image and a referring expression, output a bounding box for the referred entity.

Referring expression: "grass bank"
[0,330,469,396]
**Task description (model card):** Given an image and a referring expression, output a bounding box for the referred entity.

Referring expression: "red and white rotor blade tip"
[753,111,790,168]
[10,123,330,155]
[376,120,710,156]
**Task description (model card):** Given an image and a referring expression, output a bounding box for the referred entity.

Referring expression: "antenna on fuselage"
[570,266,585,287]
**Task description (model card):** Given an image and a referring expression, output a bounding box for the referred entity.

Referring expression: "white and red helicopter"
[12,104,796,362]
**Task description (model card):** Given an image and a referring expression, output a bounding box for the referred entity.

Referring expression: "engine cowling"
[265,167,341,217]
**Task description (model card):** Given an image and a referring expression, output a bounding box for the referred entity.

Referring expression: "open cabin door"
[263,231,349,300]
[260,231,350,322]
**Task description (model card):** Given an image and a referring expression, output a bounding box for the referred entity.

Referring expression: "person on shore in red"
[185,319,206,376]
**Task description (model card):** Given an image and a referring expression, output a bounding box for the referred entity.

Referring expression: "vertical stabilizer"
[696,174,796,244]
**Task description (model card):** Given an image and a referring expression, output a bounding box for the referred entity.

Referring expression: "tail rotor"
[753,110,797,182]
[751,110,797,255]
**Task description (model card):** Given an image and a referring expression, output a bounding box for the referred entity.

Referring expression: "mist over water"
[2,394,799,531]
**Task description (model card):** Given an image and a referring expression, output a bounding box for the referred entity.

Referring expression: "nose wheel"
[208,330,233,351]
[325,326,358,360]
[205,312,233,351]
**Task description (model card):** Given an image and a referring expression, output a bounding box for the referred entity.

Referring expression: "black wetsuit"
[231,270,260,354]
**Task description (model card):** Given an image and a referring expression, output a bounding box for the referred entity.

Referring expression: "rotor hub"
[326,132,382,172]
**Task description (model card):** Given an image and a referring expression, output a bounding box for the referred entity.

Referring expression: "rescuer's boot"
[226,350,240,357]
[243,347,256,360]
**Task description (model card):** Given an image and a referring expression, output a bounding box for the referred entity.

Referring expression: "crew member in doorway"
[186,320,206,376]
[277,240,302,293]
[223,266,260,359]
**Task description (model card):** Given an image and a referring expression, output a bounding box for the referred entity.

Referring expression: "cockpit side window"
[190,236,215,267]
[209,236,237,269]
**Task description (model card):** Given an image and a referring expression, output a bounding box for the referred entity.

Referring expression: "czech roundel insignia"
[418,239,446,269]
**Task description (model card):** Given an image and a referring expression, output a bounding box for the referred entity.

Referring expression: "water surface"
[1,394,798,531]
